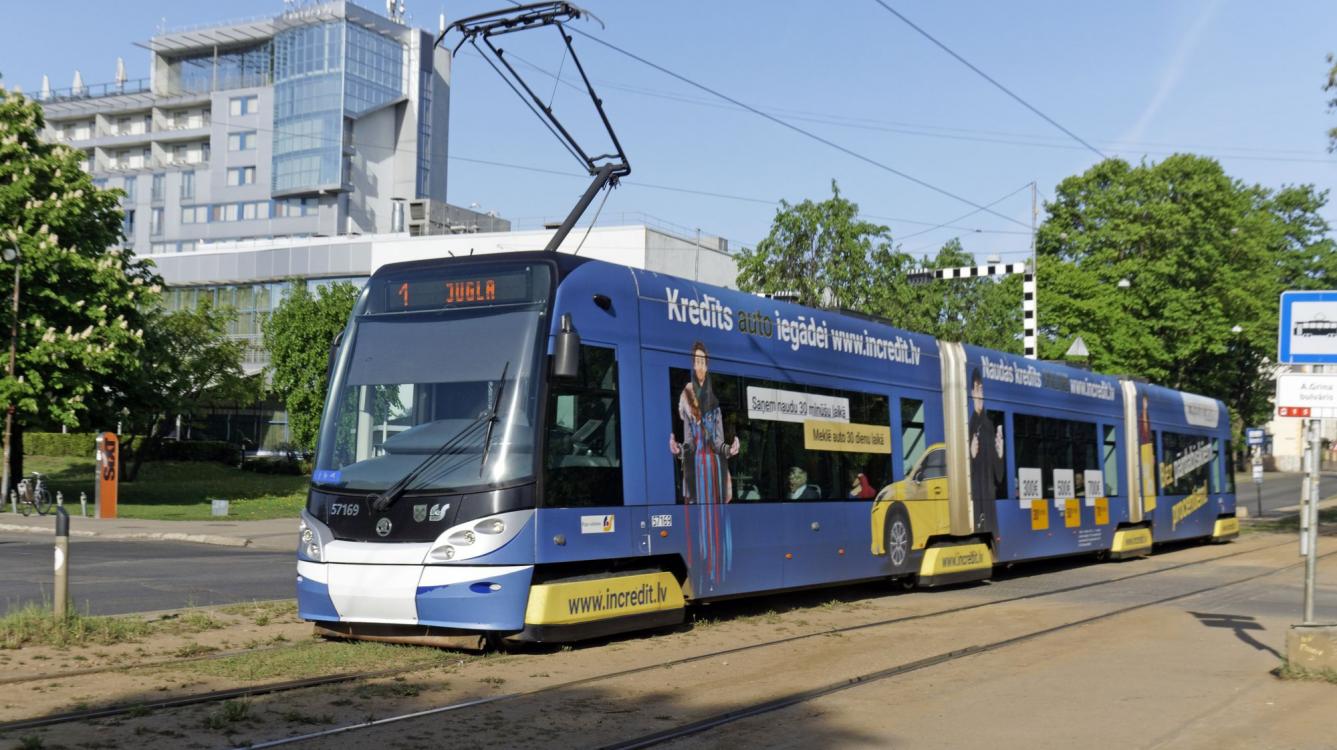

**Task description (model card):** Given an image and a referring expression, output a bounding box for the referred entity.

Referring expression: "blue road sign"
[1279,290,1337,364]
[1245,427,1264,446]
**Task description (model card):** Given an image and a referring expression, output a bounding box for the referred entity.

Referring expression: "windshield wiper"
[369,414,490,512]
[478,361,510,476]
[369,360,510,512]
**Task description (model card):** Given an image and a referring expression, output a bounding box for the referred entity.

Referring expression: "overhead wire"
[463,47,1337,165]
[869,0,1108,160]
[565,26,1033,230]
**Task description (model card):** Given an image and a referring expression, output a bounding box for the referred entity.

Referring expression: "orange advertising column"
[95,432,118,519]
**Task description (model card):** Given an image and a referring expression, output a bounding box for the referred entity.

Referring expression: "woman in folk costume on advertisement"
[669,341,740,590]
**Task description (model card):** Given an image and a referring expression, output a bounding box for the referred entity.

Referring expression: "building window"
[227,166,257,186]
[180,170,195,200]
[273,196,318,217]
[122,176,136,201]
[228,131,257,151]
[151,173,165,202]
[123,209,135,238]
[150,208,163,236]
[229,95,259,116]
[181,205,203,225]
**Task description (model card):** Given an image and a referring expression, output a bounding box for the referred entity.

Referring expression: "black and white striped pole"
[906,260,1038,359]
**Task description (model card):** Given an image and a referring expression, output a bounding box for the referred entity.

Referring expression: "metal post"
[1,257,19,510]
[54,506,69,620]
[1253,445,1263,518]
[1303,418,1320,624]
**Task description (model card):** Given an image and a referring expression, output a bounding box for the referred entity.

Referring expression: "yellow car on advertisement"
[870,442,951,574]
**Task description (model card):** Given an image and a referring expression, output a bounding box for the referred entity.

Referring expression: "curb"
[0,523,253,548]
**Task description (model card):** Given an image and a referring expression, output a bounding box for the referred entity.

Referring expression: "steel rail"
[244,538,1297,748]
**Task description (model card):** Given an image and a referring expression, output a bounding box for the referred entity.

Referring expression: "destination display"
[380,266,539,311]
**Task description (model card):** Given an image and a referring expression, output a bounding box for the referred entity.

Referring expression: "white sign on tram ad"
[1275,373,1337,419]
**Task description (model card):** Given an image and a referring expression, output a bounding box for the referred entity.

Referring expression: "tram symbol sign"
[1275,373,1337,419]
[1278,290,1337,364]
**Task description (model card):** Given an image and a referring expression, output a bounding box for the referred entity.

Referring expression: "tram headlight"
[474,518,506,535]
[298,520,323,562]
[447,529,477,546]
[430,544,456,561]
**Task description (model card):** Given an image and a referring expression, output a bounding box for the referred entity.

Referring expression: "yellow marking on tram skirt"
[524,572,684,626]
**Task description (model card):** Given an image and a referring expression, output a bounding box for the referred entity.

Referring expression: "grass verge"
[1,455,306,521]
[172,640,464,682]
[1277,661,1337,684]
[0,604,153,649]
[1,603,237,649]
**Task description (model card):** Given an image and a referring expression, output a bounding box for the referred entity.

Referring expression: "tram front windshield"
[312,263,551,494]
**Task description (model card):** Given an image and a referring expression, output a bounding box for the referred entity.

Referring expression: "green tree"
[1035,154,1334,429]
[263,281,359,454]
[1326,53,1337,152]
[736,180,902,311]
[110,300,256,481]
[736,181,1024,353]
[0,83,159,486]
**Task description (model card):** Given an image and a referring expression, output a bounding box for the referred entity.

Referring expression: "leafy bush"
[155,440,241,465]
[241,456,304,475]
[24,432,98,457]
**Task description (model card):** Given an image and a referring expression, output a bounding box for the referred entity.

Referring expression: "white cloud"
[1120,1,1221,149]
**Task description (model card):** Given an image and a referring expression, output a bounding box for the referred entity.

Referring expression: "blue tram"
[295,252,1238,643]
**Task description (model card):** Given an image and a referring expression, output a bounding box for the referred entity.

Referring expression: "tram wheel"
[884,504,914,576]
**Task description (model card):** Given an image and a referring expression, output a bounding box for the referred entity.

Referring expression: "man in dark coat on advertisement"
[969,366,1005,533]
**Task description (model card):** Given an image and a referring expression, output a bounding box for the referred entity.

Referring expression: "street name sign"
[1276,373,1337,419]
[1245,427,1265,446]
[1279,290,1337,364]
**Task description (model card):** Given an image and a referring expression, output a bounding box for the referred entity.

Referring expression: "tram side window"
[1210,439,1222,493]
[1159,431,1212,496]
[1013,414,1098,497]
[1224,440,1236,493]
[668,367,890,503]
[900,398,927,474]
[544,347,623,507]
[1102,425,1119,496]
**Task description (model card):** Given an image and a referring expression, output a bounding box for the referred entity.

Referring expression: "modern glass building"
[35,0,500,257]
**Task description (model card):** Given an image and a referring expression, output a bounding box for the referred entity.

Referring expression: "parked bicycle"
[16,472,52,516]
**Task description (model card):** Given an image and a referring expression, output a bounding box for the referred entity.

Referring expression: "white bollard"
[79,491,87,517]
[55,491,63,508]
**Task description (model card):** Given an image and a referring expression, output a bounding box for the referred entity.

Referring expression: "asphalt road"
[0,534,294,616]
[1238,470,1337,516]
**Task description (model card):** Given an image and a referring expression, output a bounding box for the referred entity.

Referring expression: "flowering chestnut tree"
[0,82,160,480]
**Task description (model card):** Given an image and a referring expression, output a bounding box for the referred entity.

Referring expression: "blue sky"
[2,0,1334,261]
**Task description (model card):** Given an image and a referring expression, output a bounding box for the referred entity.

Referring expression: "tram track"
[237,537,1303,749]
[0,537,1299,740]
[601,549,1337,750]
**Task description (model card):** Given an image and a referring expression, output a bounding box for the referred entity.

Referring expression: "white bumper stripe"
[297,560,327,584]
[327,564,421,624]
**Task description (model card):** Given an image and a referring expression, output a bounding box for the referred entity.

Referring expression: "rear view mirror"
[553,314,581,379]
[325,330,344,382]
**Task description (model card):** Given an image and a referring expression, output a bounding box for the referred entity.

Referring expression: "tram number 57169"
[331,503,361,517]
